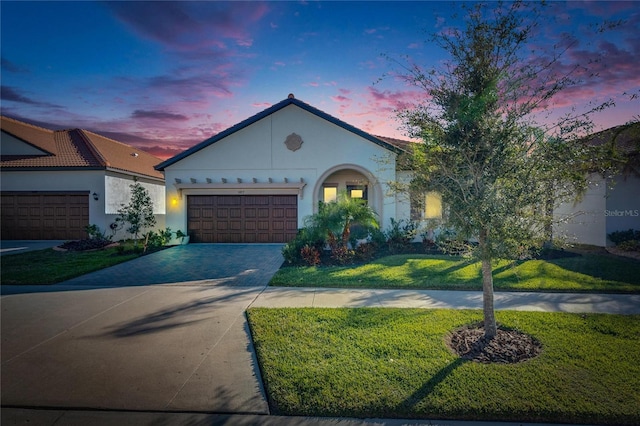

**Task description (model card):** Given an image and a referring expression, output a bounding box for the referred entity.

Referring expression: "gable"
[1,130,51,156]
[160,103,397,174]
[156,96,402,171]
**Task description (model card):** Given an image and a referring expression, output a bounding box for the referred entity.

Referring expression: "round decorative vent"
[284,133,303,152]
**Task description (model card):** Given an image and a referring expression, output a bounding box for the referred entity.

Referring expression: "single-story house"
[156,95,638,247]
[155,94,415,243]
[554,122,640,247]
[1,116,165,240]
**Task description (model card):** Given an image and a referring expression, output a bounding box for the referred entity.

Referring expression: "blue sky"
[2,1,639,159]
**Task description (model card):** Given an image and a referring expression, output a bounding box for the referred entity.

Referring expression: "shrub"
[618,240,640,252]
[436,228,475,257]
[301,245,321,266]
[609,229,640,245]
[330,245,355,265]
[282,228,324,265]
[355,242,377,262]
[385,218,420,253]
[85,224,112,241]
[143,228,172,251]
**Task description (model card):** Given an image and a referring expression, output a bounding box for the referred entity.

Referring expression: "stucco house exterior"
[1,116,165,240]
[157,96,638,247]
[155,95,411,243]
[554,123,640,247]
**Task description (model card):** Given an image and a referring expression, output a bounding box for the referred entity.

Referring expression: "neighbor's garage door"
[187,195,297,243]
[1,192,89,240]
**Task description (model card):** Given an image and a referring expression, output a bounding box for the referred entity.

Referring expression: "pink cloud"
[106,2,269,53]
[236,39,254,47]
[331,95,350,103]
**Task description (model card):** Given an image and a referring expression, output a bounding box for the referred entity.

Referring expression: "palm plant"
[305,190,379,249]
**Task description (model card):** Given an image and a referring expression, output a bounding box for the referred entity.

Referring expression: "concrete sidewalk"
[251,287,640,314]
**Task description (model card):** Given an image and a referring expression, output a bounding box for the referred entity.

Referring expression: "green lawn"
[1,248,139,285]
[270,254,640,293]
[248,308,640,424]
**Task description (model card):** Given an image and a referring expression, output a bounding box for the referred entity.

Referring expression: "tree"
[116,178,157,248]
[395,1,613,339]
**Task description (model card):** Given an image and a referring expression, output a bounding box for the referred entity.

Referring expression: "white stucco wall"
[553,175,608,246]
[105,174,165,214]
[163,104,399,234]
[554,174,640,247]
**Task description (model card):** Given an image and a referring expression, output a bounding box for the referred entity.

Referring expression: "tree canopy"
[394,1,618,338]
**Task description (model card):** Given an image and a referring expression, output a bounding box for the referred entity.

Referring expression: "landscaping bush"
[300,244,321,266]
[385,218,419,253]
[282,228,324,265]
[618,240,640,251]
[609,229,640,249]
[143,227,173,252]
[59,238,113,251]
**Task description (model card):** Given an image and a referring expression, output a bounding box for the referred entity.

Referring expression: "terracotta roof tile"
[1,116,164,180]
[586,122,640,155]
[373,135,415,151]
[0,116,57,154]
[80,130,164,179]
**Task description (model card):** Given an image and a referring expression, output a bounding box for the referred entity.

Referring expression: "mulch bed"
[447,323,543,364]
[56,239,116,252]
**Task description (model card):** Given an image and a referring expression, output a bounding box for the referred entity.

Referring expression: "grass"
[1,247,139,285]
[247,308,640,424]
[271,253,640,293]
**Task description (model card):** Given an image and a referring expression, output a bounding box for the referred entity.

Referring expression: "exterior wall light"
[93,192,99,201]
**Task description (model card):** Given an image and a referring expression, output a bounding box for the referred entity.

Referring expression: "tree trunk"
[479,228,497,339]
[544,182,554,248]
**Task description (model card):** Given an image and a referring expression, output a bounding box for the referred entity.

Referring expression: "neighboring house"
[156,94,414,243]
[554,122,640,247]
[1,116,165,241]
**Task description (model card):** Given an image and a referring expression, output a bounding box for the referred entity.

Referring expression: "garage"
[187,195,297,243]
[1,192,89,240]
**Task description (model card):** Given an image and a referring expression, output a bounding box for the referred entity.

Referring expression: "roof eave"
[105,167,165,182]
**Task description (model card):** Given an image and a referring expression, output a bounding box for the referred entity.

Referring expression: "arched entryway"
[312,164,384,222]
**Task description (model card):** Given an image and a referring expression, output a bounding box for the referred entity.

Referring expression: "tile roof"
[1,116,164,180]
[374,135,415,152]
[585,122,640,155]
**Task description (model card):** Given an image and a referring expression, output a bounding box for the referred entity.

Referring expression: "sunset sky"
[2,1,639,160]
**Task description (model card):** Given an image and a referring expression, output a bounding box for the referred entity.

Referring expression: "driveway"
[1,244,284,413]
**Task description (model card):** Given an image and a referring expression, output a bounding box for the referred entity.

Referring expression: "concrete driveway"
[1,244,284,413]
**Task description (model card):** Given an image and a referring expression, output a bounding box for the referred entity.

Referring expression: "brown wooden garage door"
[1,192,89,240]
[187,195,297,243]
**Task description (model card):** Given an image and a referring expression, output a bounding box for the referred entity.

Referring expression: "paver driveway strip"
[1,244,284,413]
[59,243,286,288]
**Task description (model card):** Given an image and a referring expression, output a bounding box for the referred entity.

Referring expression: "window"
[347,184,368,202]
[411,191,443,220]
[424,191,442,219]
[323,185,338,203]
